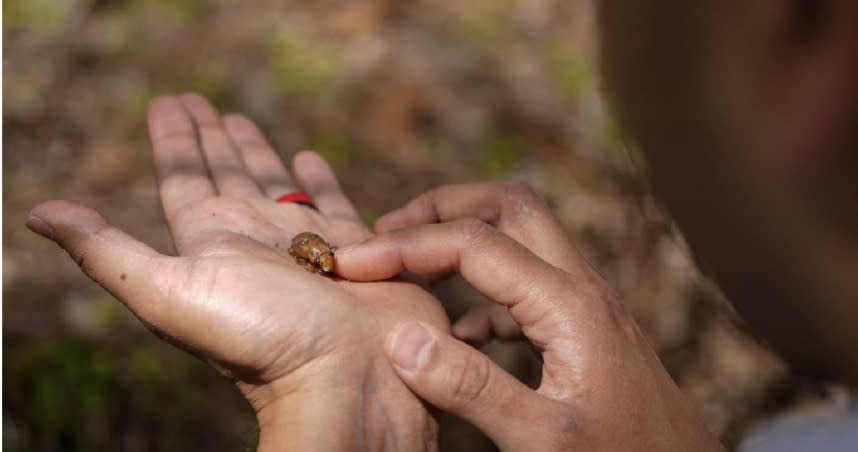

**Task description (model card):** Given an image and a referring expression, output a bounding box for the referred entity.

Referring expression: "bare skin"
[332,0,858,449]
[27,93,448,452]
[27,95,725,450]
[337,182,725,451]
[29,0,858,445]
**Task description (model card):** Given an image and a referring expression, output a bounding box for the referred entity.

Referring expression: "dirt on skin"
[3,1,830,450]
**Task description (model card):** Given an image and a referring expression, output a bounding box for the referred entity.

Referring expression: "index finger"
[336,219,602,338]
[375,182,586,276]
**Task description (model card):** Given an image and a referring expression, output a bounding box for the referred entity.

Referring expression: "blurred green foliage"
[5,339,119,449]
[549,50,594,104]
[3,0,71,38]
[359,207,385,229]
[266,27,342,99]
[480,134,522,177]
[3,336,254,451]
[151,0,199,23]
[445,0,515,51]
[93,295,126,331]
[190,63,229,108]
[311,132,352,168]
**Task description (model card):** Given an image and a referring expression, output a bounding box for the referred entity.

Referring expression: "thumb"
[27,200,175,326]
[386,322,562,450]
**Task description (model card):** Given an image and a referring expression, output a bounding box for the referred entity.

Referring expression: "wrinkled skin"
[336,182,726,451]
[27,94,448,451]
[26,0,858,449]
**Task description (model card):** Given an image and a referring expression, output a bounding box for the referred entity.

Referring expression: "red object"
[276,192,318,210]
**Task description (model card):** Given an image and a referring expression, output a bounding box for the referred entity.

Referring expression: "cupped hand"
[27,94,448,451]
[338,183,724,451]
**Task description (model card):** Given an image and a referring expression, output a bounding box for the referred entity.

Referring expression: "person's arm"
[338,183,725,451]
[251,376,437,451]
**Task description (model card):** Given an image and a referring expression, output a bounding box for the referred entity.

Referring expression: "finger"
[337,219,594,344]
[386,322,563,451]
[452,302,523,348]
[222,114,300,198]
[178,93,262,198]
[148,96,217,228]
[27,201,179,328]
[374,182,503,231]
[292,151,360,221]
[376,182,584,275]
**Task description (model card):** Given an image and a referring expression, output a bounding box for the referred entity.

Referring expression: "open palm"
[28,94,448,448]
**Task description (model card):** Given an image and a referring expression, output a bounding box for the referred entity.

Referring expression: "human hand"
[26,94,448,451]
[373,181,588,346]
[337,182,724,451]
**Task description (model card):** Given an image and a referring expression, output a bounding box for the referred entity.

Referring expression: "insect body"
[288,232,336,275]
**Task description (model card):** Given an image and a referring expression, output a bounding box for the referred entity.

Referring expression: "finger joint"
[446,351,493,414]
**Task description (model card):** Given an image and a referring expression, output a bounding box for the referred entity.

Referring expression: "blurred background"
[2,0,831,450]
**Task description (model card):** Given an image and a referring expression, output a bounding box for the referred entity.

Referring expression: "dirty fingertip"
[26,216,55,240]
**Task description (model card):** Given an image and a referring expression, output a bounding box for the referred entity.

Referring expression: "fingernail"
[336,235,372,255]
[26,217,54,240]
[390,322,435,372]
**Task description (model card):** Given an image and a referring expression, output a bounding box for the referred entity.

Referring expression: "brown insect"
[288,232,336,275]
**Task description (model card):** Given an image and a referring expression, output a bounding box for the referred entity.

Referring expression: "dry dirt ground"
[3,1,827,450]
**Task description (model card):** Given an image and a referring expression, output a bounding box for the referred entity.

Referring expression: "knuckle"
[70,251,94,278]
[577,277,644,344]
[456,218,493,243]
[501,180,540,203]
[500,180,552,220]
[444,351,493,412]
